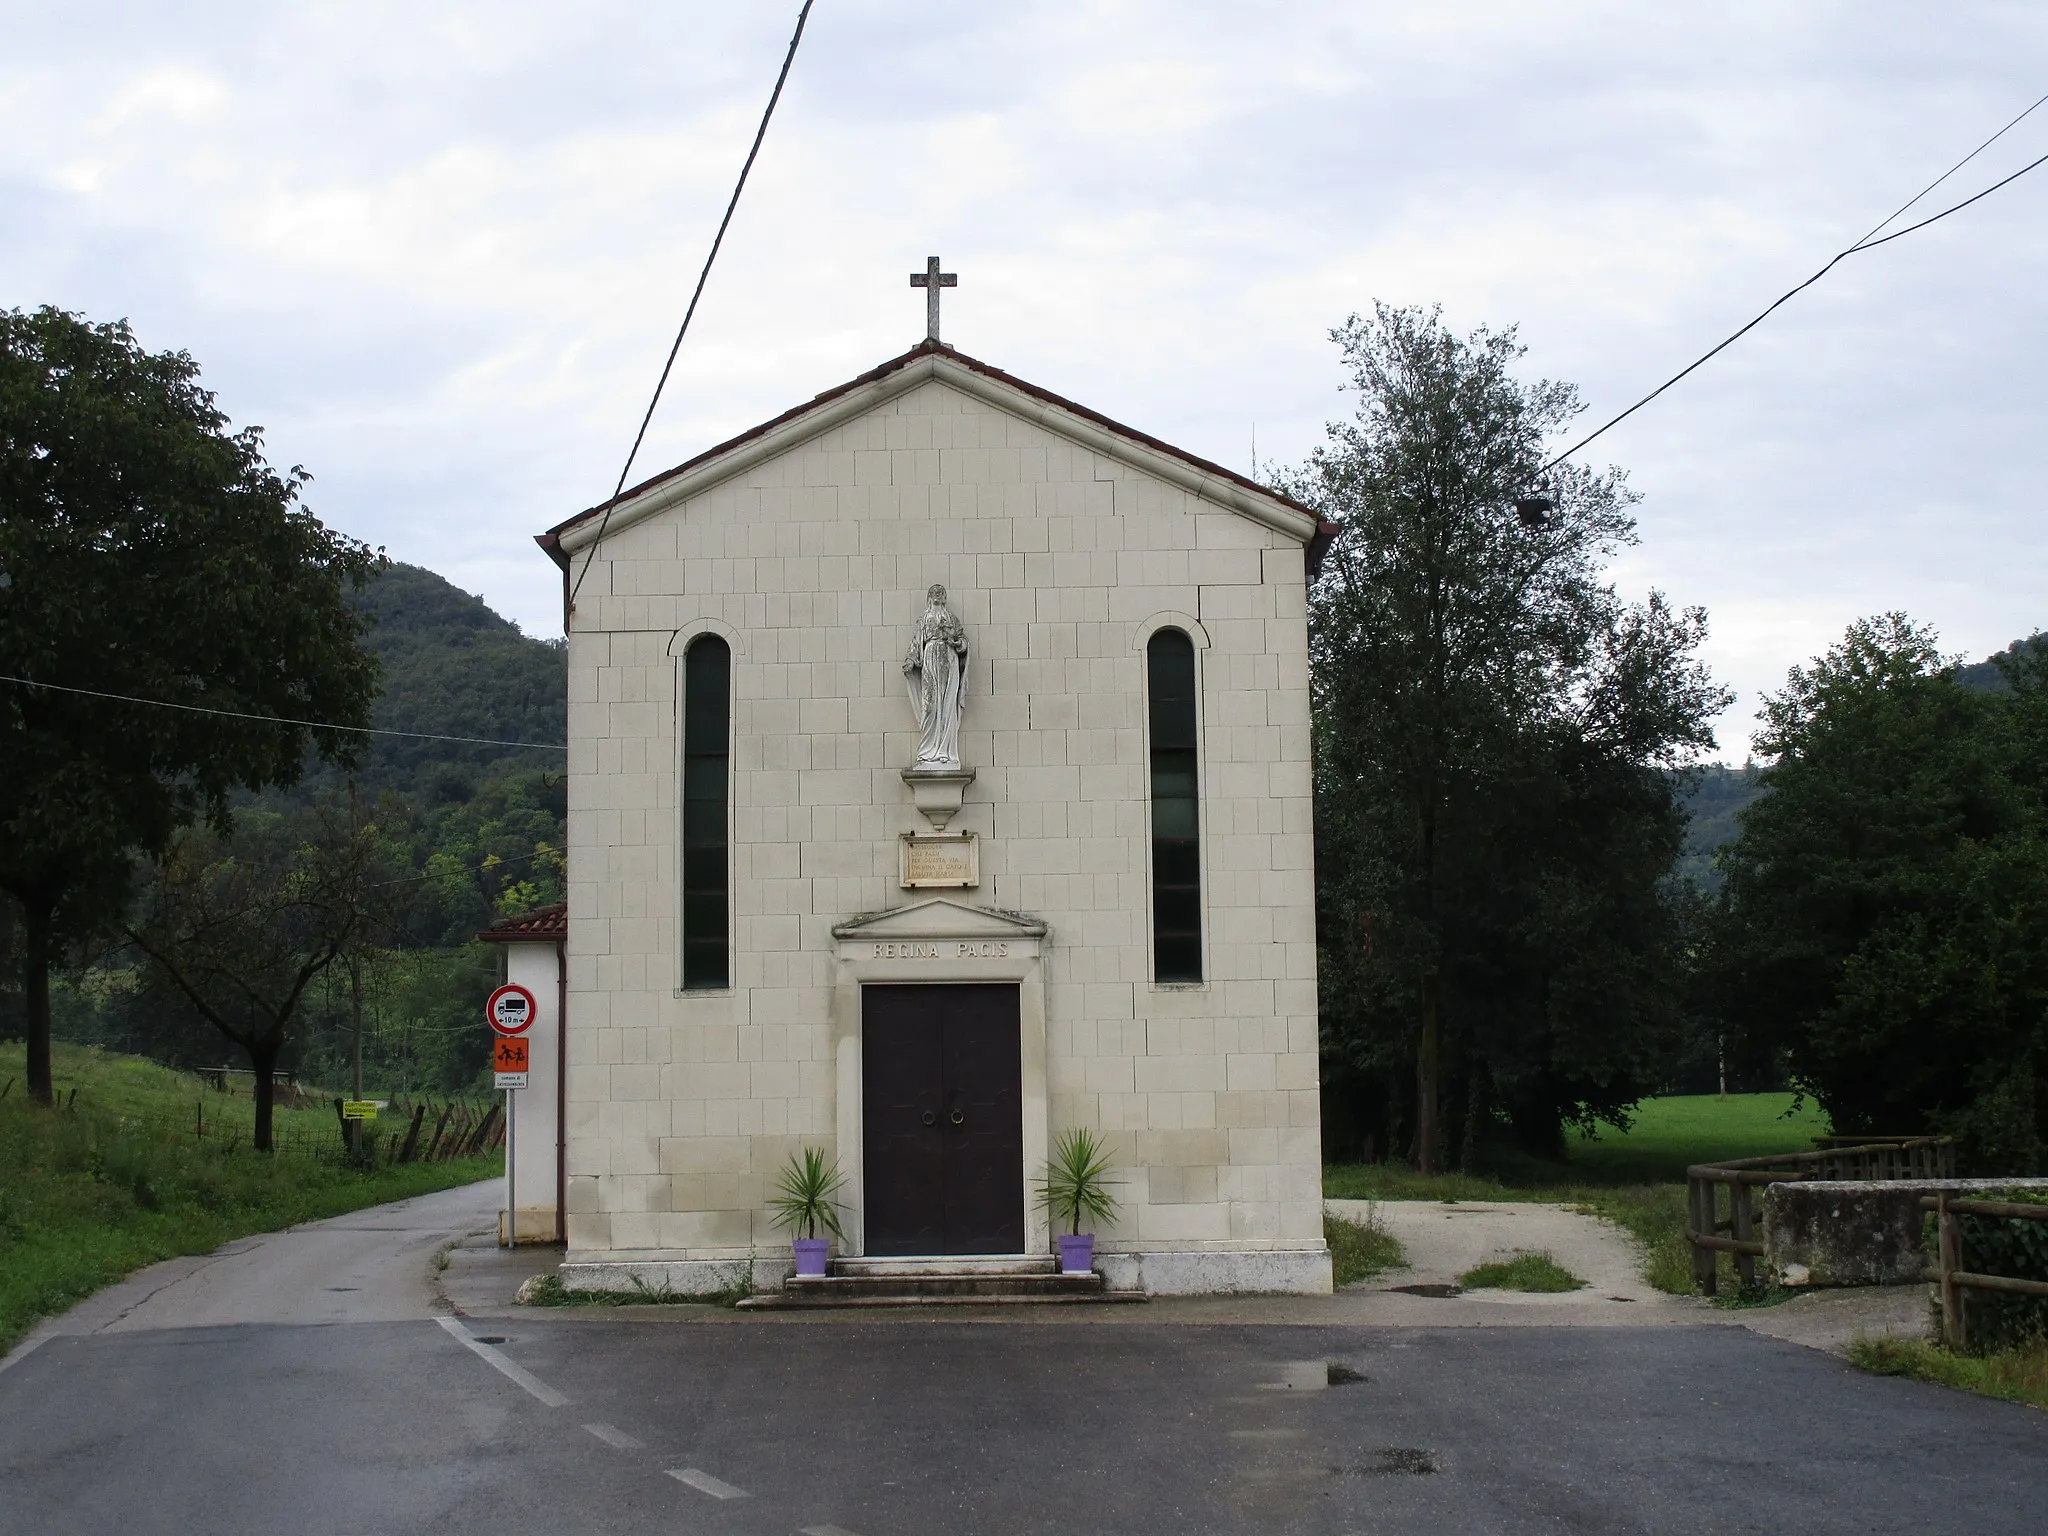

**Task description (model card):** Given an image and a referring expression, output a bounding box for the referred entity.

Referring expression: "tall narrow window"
[681,635,731,990]
[1147,629,1202,982]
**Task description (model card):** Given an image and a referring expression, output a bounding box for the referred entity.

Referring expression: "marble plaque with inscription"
[900,832,979,889]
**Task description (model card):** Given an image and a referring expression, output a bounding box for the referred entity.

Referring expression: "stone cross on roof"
[909,255,957,342]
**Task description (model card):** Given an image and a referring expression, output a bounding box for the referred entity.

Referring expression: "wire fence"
[93,1091,504,1166]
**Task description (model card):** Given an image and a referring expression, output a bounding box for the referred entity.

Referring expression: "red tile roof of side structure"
[475,902,567,943]
[536,339,1338,563]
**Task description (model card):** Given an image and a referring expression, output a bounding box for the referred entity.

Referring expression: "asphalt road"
[1,1190,2043,1535]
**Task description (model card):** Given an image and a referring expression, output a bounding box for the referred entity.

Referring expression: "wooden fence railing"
[1922,1192,2048,1351]
[335,1095,505,1164]
[1685,1137,1955,1294]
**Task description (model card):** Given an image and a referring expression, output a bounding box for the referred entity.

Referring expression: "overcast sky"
[5,2,2043,757]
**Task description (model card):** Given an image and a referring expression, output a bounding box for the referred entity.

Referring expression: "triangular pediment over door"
[833,898,1047,944]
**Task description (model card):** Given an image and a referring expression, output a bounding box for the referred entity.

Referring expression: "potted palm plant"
[769,1145,847,1277]
[1036,1127,1121,1275]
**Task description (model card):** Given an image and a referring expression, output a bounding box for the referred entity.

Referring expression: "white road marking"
[800,1526,864,1535]
[435,1316,568,1407]
[584,1421,644,1450]
[668,1467,750,1500]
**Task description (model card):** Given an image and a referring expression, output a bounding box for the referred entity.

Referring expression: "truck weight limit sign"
[487,982,537,1036]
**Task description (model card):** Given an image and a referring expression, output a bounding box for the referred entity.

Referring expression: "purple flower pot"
[792,1238,830,1277]
[1057,1233,1095,1275]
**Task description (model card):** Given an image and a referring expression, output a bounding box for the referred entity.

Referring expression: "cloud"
[2,0,2044,750]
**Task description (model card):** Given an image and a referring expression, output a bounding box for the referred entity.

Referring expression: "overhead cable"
[1851,89,2048,247]
[1539,91,2048,477]
[568,0,818,609]
[0,673,566,751]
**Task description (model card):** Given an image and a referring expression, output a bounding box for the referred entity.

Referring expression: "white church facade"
[540,300,1333,1296]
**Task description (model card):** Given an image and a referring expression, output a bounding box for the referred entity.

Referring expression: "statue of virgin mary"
[902,584,968,769]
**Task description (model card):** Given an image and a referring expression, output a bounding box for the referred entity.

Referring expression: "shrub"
[1458,1251,1585,1292]
[1326,1208,1405,1285]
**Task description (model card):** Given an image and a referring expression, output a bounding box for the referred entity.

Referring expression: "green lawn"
[0,1041,499,1355]
[1324,1094,1832,1296]
[1565,1093,1829,1184]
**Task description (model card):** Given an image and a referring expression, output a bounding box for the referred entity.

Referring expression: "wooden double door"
[861,983,1025,1256]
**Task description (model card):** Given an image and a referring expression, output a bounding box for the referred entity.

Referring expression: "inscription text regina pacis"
[868,941,1010,960]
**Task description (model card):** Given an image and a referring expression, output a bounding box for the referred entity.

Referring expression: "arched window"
[681,635,731,990]
[1146,629,1202,982]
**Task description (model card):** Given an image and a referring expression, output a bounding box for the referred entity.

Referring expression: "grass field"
[0,1041,498,1355]
[1324,1094,1832,1295]
[1565,1094,1829,1183]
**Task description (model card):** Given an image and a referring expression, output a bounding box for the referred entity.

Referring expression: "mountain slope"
[298,562,566,800]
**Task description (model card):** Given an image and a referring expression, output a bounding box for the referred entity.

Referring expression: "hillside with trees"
[304,560,566,801]
[101,565,564,1100]
[279,559,568,944]
[1673,763,1764,890]
[3,533,567,1104]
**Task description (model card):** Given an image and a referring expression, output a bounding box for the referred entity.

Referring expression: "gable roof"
[538,339,1333,568]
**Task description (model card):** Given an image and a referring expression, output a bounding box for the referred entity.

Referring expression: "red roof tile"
[476,901,567,943]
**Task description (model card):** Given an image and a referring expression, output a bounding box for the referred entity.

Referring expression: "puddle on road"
[1260,1359,1372,1391]
[1386,1283,1463,1298]
[1342,1448,1439,1477]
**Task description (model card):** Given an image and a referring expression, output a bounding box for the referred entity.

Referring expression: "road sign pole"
[486,980,536,1248]
[505,1086,516,1248]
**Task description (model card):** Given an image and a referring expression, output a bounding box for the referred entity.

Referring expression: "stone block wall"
[558,367,1326,1287]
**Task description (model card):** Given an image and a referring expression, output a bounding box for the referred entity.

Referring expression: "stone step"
[832,1254,1057,1280]
[736,1288,1148,1310]
[734,1260,1147,1309]
[794,1270,1104,1299]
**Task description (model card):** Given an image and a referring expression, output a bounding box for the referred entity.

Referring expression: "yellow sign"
[341,1100,378,1121]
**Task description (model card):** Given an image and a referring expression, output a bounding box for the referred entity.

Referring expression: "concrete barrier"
[1764,1179,2048,1287]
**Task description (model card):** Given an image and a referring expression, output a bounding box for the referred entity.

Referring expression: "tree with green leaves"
[1293,304,1728,1171]
[125,802,389,1151]
[0,306,381,1106]
[1708,616,2048,1169]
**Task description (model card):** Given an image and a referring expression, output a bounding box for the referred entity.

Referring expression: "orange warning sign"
[493,1035,530,1089]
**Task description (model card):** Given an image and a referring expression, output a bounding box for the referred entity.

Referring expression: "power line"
[568,0,818,610]
[1,673,567,751]
[1850,147,2048,253]
[1853,89,2048,247]
[1539,92,2048,477]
